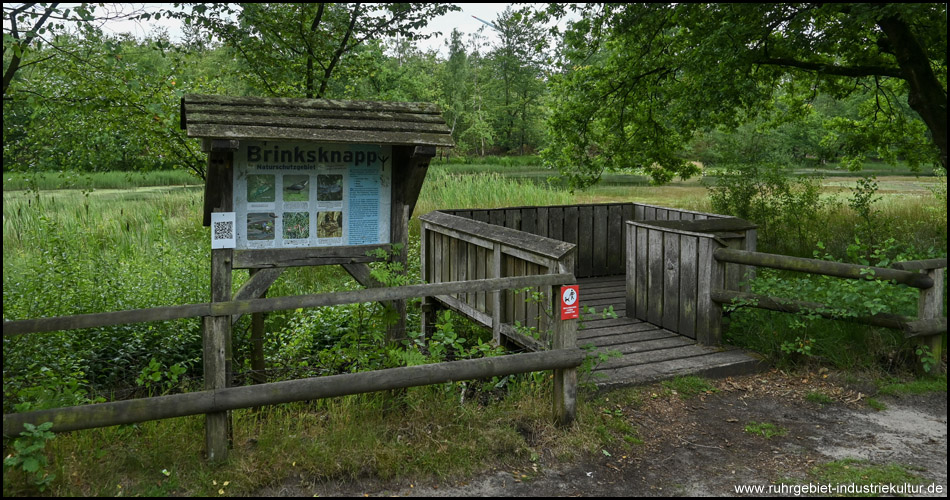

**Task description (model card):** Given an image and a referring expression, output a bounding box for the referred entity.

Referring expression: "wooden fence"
[440,202,732,279]
[419,210,576,351]
[711,249,947,372]
[3,274,582,460]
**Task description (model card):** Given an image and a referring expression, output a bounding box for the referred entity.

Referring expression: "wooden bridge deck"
[577,275,764,389]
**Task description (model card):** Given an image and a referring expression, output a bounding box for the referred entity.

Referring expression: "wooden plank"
[186,103,448,124]
[549,207,564,242]
[521,208,538,235]
[608,205,623,274]
[635,226,649,321]
[187,113,451,135]
[578,206,594,277]
[625,222,636,320]
[593,349,762,389]
[472,210,490,224]
[579,322,671,341]
[492,244,503,343]
[506,208,522,231]
[537,207,549,238]
[467,242,478,308]
[634,204,645,221]
[643,205,656,221]
[476,246,487,312]
[450,236,459,299]
[233,245,387,269]
[662,232,680,332]
[490,209,505,227]
[678,235,698,340]
[432,231,443,284]
[645,218,757,233]
[592,205,608,276]
[185,94,443,114]
[186,123,455,147]
[647,229,664,326]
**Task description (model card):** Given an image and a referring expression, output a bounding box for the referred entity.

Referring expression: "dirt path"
[267,371,947,497]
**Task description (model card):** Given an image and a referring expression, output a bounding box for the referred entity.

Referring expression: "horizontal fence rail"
[4,348,584,436]
[714,248,935,289]
[3,274,575,337]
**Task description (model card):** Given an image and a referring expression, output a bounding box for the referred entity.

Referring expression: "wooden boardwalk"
[577,275,764,389]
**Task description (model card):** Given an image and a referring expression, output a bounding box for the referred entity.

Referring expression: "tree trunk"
[878,15,948,171]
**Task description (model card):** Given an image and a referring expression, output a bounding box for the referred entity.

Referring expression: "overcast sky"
[97,3,564,57]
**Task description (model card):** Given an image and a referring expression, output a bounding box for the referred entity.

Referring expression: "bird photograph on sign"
[283,175,310,201]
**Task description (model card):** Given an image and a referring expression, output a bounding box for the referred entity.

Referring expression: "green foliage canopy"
[543,3,947,188]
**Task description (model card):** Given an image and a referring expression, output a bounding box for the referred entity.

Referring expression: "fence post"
[552,248,577,426]
[916,267,945,374]
[552,285,578,427]
[205,247,232,462]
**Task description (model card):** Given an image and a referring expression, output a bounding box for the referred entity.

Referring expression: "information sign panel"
[232,141,392,249]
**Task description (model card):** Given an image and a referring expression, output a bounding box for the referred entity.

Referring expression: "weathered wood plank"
[187,113,451,135]
[184,94,443,114]
[233,245,388,269]
[608,205,623,274]
[678,235,698,339]
[186,124,455,147]
[635,226,649,321]
[521,208,538,235]
[662,232,680,332]
[647,229,664,326]
[578,206,594,277]
[186,103,448,124]
[537,207,549,238]
[592,205,608,276]
[549,207,563,241]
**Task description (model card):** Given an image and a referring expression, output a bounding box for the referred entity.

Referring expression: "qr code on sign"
[213,220,234,240]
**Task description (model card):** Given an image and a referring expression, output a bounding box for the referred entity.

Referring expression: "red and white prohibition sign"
[560,285,579,320]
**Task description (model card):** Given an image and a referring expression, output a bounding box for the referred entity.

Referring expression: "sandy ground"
[258,370,947,497]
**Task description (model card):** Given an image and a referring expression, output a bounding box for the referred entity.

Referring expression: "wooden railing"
[3,275,583,458]
[419,211,577,351]
[441,202,733,278]
[707,248,947,369]
[710,249,947,373]
[624,218,758,344]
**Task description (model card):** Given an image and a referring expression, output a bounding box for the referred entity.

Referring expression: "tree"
[174,3,459,99]
[543,3,947,188]
[484,7,548,154]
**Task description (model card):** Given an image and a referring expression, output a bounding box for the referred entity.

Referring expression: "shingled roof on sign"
[180,94,454,147]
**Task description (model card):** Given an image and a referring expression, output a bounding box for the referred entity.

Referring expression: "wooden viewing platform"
[419,202,767,389]
[577,275,763,389]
